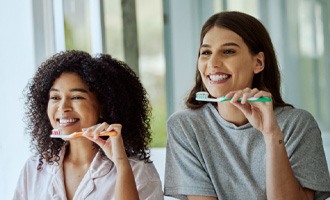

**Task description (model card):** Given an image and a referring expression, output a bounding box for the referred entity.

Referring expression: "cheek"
[47,104,56,126]
[197,59,205,71]
[47,103,52,117]
[197,64,206,78]
[92,102,101,116]
[85,104,101,123]
[197,66,202,75]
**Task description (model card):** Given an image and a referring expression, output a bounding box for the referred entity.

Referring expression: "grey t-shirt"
[164,103,330,200]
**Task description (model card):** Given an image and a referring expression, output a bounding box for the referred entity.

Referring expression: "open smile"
[207,73,231,82]
[56,118,79,127]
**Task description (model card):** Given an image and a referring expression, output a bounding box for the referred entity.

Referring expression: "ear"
[253,52,265,74]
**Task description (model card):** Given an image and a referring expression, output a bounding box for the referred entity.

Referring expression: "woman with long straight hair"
[164,11,330,200]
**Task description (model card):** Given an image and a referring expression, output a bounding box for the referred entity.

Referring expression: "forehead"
[202,26,245,45]
[52,72,88,89]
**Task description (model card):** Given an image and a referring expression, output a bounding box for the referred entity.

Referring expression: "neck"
[64,138,98,165]
[216,102,248,126]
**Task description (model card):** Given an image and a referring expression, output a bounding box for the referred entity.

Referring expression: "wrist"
[114,157,131,170]
[263,129,284,146]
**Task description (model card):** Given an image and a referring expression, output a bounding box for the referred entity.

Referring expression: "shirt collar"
[45,144,114,178]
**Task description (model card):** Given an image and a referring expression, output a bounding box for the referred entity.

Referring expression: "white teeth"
[209,74,229,81]
[59,118,77,124]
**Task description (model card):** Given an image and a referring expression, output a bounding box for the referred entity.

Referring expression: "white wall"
[0,0,35,199]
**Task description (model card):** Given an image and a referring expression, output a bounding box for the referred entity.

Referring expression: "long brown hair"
[186,11,292,109]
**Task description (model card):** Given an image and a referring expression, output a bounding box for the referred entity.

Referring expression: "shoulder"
[167,108,197,121]
[167,104,212,125]
[128,157,161,183]
[22,155,41,171]
[14,155,40,199]
[21,154,60,176]
[166,105,217,145]
[276,106,318,127]
[276,106,314,117]
[276,107,322,142]
[128,157,164,199]
[128,157,163,198]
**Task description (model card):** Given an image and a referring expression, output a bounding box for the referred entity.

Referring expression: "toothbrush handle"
[246,97,272,102]
[51,131,117,139]
[220,97,272,102]
[81,131,117,137]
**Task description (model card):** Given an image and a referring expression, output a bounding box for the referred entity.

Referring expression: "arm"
[113,156,139,200]
[264,129,314,199]
[83,123,139,200]
[229,88,314,200]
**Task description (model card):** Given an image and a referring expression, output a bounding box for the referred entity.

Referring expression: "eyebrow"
[49,88,89,93]
[201,42,240,48]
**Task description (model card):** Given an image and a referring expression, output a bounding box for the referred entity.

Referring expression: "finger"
[241,90,251,104]
[224,90,236,98]
[82,126,108,147]
[242,87,251,93]
[106,124,122,136]
[106,133,126,160]
[82,123,104,139]
[82,126,96,136]
[230,89,252,104]
[231,100,253,115]
[241,88,260,104]
[250,88,260,95]
[98,122,110,132]
[230,90,244,103]
[254,90,271,99]
[100,124,123,151]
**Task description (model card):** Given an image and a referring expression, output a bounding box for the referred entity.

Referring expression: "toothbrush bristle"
[51,129,61,135]
[196,91,209,99]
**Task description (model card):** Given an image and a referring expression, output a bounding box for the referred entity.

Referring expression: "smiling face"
[198,26,264,97]
[47,72,100,135]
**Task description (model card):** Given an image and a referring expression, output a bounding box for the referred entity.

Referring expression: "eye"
[49,95,60,101]
[72,96,85,100]
[223,49,236,55]
[200,50,211,56]
[72,96,82,100]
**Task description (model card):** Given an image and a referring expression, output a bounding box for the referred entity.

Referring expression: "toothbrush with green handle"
[195,91,272,103]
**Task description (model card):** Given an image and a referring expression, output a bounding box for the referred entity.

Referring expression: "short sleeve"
[131,160,164,200]
[164,113,216,199]
[13,165,28,200]
[284,109,330,199]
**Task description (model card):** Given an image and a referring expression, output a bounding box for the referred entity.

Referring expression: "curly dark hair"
[24,50,152,169]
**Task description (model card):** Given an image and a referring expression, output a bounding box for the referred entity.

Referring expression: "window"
[296,0,330,131]
[63,0,91,51]
[214,0,330,135]
[62,0,167,147]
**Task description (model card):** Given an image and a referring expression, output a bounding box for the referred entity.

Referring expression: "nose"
[207,54,222,68]
[58,98,72,112]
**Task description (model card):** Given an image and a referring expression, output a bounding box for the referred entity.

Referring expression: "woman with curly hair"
[14,50,163,200]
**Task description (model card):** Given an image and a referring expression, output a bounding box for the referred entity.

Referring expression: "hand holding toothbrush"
[81,123,128,165]
[226,88,281,136]
[82,123,139,199]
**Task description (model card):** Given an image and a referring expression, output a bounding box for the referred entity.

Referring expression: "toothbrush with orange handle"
[50,128,117,139]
